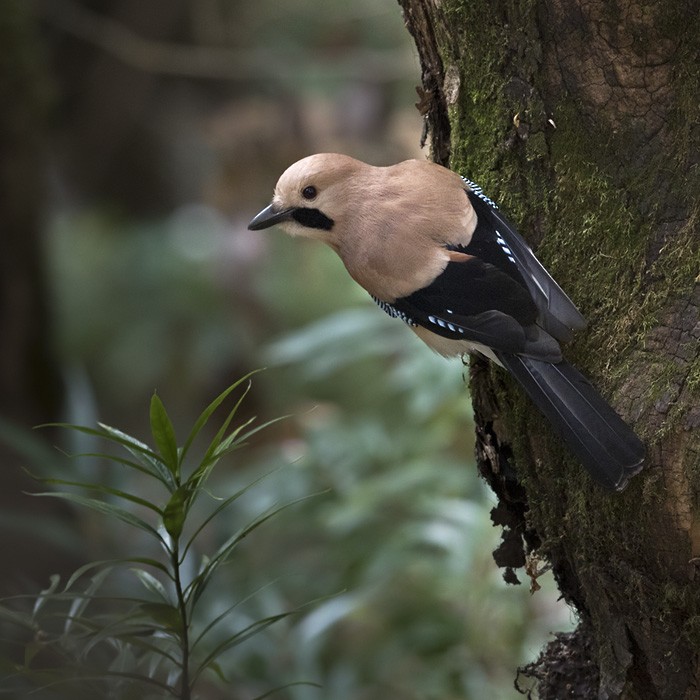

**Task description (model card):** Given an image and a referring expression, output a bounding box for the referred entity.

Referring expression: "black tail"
[496,353,645,491]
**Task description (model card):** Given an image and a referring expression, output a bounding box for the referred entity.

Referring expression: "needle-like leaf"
[150,394,180,477]
[29,491,164,544]
[27,472,163,515]
[180,371,261,464]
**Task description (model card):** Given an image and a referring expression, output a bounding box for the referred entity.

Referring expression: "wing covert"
[463,186,587,342]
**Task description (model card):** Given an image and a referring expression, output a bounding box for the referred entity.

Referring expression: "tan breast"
[334,160,476,301]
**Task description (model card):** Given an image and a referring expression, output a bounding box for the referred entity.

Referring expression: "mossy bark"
[397,0,700,697]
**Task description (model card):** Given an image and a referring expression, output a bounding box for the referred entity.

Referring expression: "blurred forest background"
[0,0,572,697]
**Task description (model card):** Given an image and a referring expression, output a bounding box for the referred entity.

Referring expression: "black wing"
[388,257,562,361]
[462,186,587,342]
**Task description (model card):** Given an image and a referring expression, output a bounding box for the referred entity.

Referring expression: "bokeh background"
[1,1,573,697]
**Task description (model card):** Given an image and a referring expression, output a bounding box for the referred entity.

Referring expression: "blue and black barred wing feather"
[461,180,587,342]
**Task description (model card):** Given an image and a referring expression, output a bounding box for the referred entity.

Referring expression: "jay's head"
[248,153,476,272]
[248,153,368,243]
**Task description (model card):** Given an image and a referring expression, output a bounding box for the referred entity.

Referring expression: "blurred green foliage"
[0,0,575,697]
[33,202,573,698]
[1,379,327,699]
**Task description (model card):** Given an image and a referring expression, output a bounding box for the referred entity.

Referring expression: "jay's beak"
[248,203,294,231]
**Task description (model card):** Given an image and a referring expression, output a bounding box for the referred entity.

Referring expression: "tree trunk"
[396,0,700,697]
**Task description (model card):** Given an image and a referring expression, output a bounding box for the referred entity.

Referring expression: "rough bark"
[397,0,700,697]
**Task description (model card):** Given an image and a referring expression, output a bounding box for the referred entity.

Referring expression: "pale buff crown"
[271,153,477,301]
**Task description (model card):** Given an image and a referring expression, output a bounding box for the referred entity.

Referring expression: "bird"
[248,153,645,491]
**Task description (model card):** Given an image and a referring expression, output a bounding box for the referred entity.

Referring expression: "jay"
[249,154,644,490]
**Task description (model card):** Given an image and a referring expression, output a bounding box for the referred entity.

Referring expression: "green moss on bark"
[433,0,699,474]
[401,0,700,686]
[407,0,700,692]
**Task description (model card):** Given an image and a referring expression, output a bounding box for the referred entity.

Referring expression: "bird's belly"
[411,326,501,364]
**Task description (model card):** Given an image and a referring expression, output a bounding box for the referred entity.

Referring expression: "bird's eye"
[302,185,317,200]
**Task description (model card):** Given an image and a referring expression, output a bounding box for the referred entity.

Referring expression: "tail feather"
[496,353,645,491]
